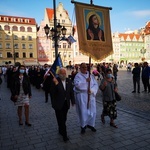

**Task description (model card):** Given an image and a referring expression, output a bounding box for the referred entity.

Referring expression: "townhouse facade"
[41,2,75,66]
[119,33,144,64]
[144,21,150,63]
[0,15,38,66]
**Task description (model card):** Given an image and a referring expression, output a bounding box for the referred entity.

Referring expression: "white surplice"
[74,72,98,128]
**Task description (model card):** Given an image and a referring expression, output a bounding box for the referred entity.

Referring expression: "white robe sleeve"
[74,73,88,93]
[90,74,98,96]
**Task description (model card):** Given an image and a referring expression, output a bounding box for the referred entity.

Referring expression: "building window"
[0,25,2,30]
[0,43,2,49]
[20,26,25,32]
[29,44,33,49]
[6,43,11,49]
[15,52,19,58]
[63,43,66,48]
[69,52,71,58]
[4,17,8,21]
[14,35,18,40]
[28,36,32,40]
[29,53,33,58]
[5,35,10,40]
[0,33,2,39]
[0,53,2,58]
[22,36,25,40]
[58,44,61,48]
[23,52,26,58]
[22,44,26,49]
[4,25,10,31]
[62,20,65,23]
[14,44,19,49]
[27,27,32,32]
[7,52,12,58]
[12,26,18,31]
[68,44,71,48]
[25,19,29,23]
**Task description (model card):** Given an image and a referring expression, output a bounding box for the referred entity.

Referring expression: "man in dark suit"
[51,68,75,142]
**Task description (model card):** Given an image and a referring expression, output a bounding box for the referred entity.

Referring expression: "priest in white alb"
[73,63,98,134]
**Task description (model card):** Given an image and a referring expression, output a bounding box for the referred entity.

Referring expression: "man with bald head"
[52,68,75,142]
[74,63,98,134]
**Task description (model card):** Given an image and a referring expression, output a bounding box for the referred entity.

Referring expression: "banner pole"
[87,0,93,109]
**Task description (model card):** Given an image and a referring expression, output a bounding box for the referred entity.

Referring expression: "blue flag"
[67,35,76,45]
[50,53,63,77]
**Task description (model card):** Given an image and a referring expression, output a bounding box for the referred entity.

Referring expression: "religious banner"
[74,2,113,60]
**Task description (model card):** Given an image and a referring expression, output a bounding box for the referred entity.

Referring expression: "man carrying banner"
[73,63,98,134]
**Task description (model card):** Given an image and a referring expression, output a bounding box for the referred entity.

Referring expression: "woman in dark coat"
[10,65,32,126]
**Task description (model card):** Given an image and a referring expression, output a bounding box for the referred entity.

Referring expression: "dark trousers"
[133,77,140,92]
[142,77,150,92]
[45,91,50,102]
[55,101,68,138]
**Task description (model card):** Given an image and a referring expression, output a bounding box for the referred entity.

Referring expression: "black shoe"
[81,127,86,134]
[19,121,23,125]
[63,136,69,142]
[25,121,32,126]
[110,122,118,128]
[87,125,97,132]
[132,91,136,93]
[138,91,140,93]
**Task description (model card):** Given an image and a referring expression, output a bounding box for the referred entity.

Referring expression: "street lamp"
[44,0,67,59]
[140,47,146,61]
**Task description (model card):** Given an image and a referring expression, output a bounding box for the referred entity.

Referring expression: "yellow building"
[0,15,38,66]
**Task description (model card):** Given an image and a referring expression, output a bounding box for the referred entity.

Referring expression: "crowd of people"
[0,61,149,142]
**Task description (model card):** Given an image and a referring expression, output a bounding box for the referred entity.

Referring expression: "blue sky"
[0,0,150,33]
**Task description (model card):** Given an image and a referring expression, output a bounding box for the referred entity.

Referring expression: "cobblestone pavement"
[0,70,150,150]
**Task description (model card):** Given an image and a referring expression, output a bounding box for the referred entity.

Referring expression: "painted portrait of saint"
[85,10,105,41]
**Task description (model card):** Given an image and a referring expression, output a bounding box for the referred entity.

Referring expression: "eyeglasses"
[81,67,87,69]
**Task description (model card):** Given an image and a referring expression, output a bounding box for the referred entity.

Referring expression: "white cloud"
[130,10,150,18]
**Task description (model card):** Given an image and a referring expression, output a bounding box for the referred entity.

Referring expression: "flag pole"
[87,0,93,109]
